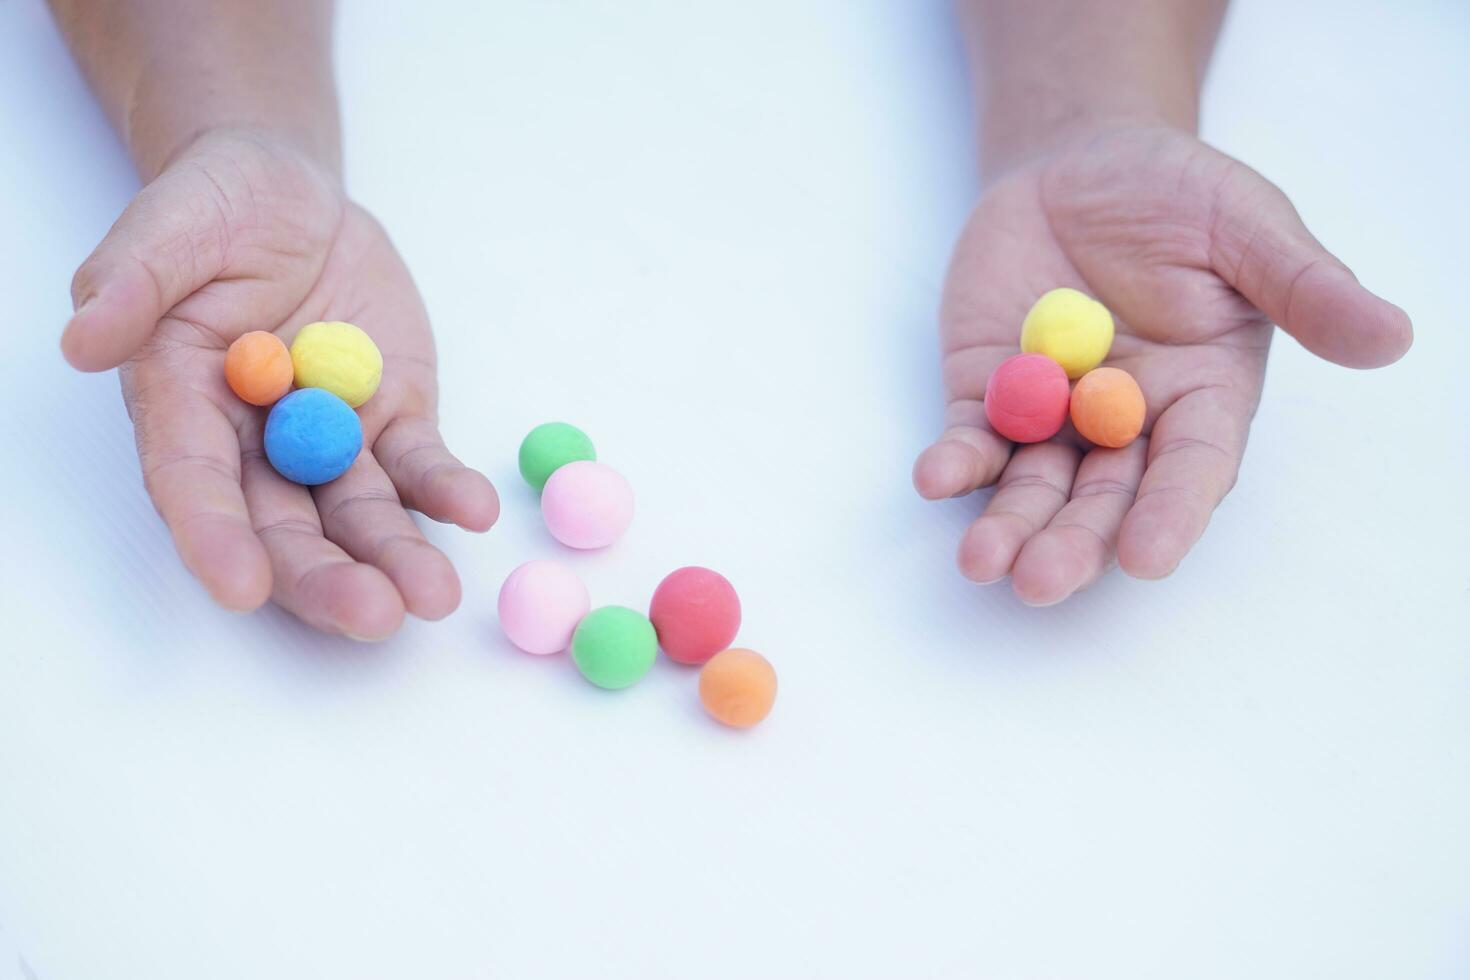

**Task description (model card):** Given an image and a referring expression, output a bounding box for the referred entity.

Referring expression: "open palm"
[63,130,499,637]
[914,126,1410,605]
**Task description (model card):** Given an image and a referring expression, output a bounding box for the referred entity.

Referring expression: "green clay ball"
[571,606,658,690]
[519,422,597,492]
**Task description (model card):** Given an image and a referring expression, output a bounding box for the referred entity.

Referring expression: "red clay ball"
[984,353,1071,443]
[649,566,742,665]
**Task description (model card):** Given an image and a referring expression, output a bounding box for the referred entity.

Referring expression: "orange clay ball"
[225,331,293,406]
[698,649,777,729]
[1070,367,1145,448]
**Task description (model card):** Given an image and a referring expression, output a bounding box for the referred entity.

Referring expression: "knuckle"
[1072,478,1137,501]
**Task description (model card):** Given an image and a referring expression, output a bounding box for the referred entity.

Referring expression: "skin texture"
[913,1,1412,606]
[48,0,498,637]
[70,131,498,636]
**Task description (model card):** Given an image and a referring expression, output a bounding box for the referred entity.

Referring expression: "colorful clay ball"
[263,387,362,485]
[649,566,742,665]
[1070,367,1146,449]
[984,353,1071,444]
[518,422,597,492]
[699,649,777,729]
[498,560,590,655]
[289,321,383,408]
[1020,287,1115,379]
[571,606,658,690]
[224,331,293,406]
[541,460,634,549]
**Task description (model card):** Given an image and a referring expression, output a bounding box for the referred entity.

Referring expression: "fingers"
[375,417,500,531]
[241,439,406,640]
[1210,167,1412,369]
[312,453,463,621]
[913,399,1013,500]
[1009,440,1148,605]
[948,386,1251,597]
[1117,388,1249,580]
[133,377,272,611]
[956,443,1079,583]
[62,166,231,371]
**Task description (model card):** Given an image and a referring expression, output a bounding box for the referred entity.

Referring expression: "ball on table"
[541,460,634,549]
[498,560,591,655]
[649,566,741,665]
[1070,367,1146,448]
[263,388,363,485]
[224,331,293,406]
[699,648,777,729]
[518,422,596,492]
[289,321,383,407]
[984,353,1070,444]
[1020,287,1114,379]
[571,606,658,690]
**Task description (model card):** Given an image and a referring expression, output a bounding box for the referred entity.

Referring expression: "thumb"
[1210,167,1412,369]
[62,167,230,371]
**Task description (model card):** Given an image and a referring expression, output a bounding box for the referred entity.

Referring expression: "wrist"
[979,101,1194,183]
[124,72,340,183]
[961,0,1221,183]
[135,122,342,188]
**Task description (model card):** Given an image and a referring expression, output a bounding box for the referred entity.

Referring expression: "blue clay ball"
[264,388,363,485]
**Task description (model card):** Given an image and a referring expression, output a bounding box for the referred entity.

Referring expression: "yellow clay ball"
[289,321,383,408]
[1019,287,1114,380]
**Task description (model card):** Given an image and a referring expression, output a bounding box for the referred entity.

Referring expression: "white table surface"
[1,1,1467,978]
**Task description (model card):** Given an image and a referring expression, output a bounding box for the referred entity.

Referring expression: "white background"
[1,1,1467,978]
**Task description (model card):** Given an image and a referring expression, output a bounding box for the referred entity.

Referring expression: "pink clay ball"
[540,460,635,549]
[984,353,1071,443]
[497,560,591,655]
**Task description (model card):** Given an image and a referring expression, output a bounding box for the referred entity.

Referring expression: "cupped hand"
[62,129,499,638]
[914,126,1410,605]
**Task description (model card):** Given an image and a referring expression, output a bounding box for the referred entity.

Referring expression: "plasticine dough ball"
[699,648,777,729]
[263,388,362,485]
[1020,287,1115,379]
[571,606,658,690]
[224,331,293,406]
[518,422,596,492]
[649,566,742,665]
[984,353,1070,443]
[1070,367,1146,448]
[289,321,383,407]
[498,560,591,655]
[541,460,634,549]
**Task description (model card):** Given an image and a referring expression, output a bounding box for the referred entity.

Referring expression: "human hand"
[913,126,1411,604]
[62,129,499,637]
